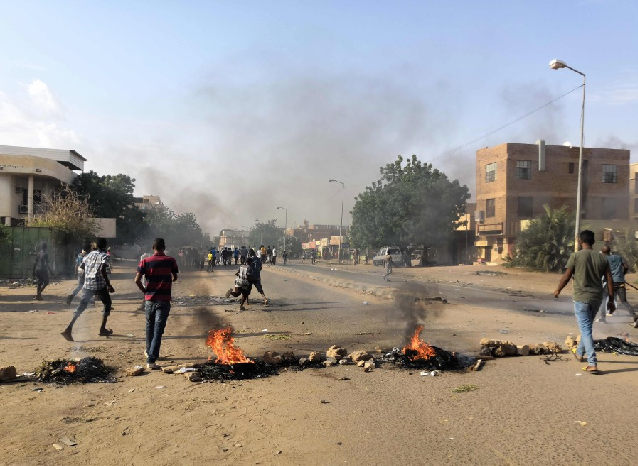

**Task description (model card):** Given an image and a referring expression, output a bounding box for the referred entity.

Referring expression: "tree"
[71,171,146,244]
[611,229,638,273]
[28,185,99,245]
[249,220,283,248]
[0,223,10,244]
[350,155,470,264]
[504,205,575,272]
[144,205,206,248]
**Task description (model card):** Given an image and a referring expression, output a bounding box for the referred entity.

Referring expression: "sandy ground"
[1,260,638,466]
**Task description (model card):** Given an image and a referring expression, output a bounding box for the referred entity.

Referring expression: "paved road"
[286,263,576,317]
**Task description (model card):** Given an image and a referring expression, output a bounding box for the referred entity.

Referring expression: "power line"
[428,84,584,163]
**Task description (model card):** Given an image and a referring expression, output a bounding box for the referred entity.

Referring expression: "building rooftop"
[0,144,86,171]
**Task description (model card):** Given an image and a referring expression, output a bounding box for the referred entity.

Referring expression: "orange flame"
[402,325,437,361]
[63,363,77,374]
[206,327,253,365]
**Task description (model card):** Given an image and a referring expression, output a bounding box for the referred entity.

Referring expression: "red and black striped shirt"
[137,252,179,301]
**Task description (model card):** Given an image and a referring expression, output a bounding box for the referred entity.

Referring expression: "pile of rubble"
[479,338,562,357]
[35,357,116,384]
[564,334,638,356]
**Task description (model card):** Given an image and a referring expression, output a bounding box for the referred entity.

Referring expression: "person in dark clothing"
[33,242,50,300]
[598,245,638,327]
[234,247,239,265]
[248,249,269,305]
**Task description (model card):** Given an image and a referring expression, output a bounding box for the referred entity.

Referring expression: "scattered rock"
[298,358,308,366]
[338,358,351,365]
[516,345,530,357]
[0,366,17,381]
[262,351,281,364]
[564,335,577,348]
[356,360,366,367]
[126,366,144,376]
[308,351,322,362]
[323,358,337,367]
[543,341,562,353]
[52,444,63,451]
[326,345,348,361]
[364,361,375,372]
[185,372,202,382]
[281,351,296,364]
[349,350,372,362]
[162,366,177,374]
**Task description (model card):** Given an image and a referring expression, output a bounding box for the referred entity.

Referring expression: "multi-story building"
[218,229,250,248]
[133,195,163,211]
[0,145,85,226]
[475,141,630,262]
[630,163,638,221]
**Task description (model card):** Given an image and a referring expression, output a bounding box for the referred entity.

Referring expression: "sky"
[1,1,637,235]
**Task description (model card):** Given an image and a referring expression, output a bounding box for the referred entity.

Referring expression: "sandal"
[582,366,599,374]
[99,328,113,336]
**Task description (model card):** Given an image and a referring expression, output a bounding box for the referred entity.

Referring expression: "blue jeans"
[145,301,171,363]
[71,287,112,324]
[574,300,601,366]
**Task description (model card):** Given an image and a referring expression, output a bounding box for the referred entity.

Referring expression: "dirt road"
[1,261,637,465]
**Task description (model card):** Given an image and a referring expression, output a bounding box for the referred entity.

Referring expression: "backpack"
[237,265,251,287]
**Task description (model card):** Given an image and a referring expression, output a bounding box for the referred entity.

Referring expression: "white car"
[372,247,404,267]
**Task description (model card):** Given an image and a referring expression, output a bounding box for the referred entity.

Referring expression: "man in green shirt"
[554,230,615,373]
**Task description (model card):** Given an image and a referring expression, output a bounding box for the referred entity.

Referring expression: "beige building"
[0,145,85,226]
[630,163,638,221]
[475,141,630,262]
[133,195,163,211]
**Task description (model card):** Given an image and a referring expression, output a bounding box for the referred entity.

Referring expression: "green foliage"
[350,155,470,254]
[144,206,206,248]
[611,229,638,273]
[71,171,146,244]
[28,185,99,243]
[504,205,575,272]
[0,223,10,244]
[249,220,283,248]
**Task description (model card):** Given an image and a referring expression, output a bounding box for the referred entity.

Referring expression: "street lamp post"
[329,179,344,264]
[549,59,586,252]
[255,219,262,246]
[277,206,288,261]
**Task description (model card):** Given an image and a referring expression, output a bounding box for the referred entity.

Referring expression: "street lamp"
[549,59,586,252]
[254,219,262,245]
[276,206,288,261]
[329,179,344,264]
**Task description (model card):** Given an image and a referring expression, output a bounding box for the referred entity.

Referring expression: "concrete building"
[218,229,250,248]
[630,163,638,222]
[0,145,85,226]
[133,195,163,211]
[475,141,630,262]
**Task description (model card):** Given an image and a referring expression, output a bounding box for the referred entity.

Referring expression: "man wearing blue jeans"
[135,238,179,370]
[554,230,615,373]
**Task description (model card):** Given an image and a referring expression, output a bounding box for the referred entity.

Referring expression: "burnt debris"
[594,337,638,356]
[36,357,116,384]
[382,346,474,371]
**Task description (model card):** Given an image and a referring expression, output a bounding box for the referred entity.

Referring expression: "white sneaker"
[147,362,160,370]
[144,350,149,358]
[595,318,606,323]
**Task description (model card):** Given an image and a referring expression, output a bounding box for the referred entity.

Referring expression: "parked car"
[372,246,404,267]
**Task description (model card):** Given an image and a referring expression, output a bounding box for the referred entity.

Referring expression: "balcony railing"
[477,222,503,235]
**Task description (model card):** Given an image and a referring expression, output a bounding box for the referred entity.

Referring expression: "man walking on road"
[61,238,114,341]
[598,245,638,327]
[33,242,50,301]
[554,230,615,373]
[135,238,179,370]
[248,248,269,305]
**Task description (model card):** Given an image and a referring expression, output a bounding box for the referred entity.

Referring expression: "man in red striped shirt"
[134,238,179,370]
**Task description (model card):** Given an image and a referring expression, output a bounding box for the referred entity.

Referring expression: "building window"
[486,198,495,218]
[569,162,575,174]
[602,165,617,183]
[518,197,533,218]
[516,160,532,180]
[602,198,617,220]
[33,190,42,204]
[485,163,497,183]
